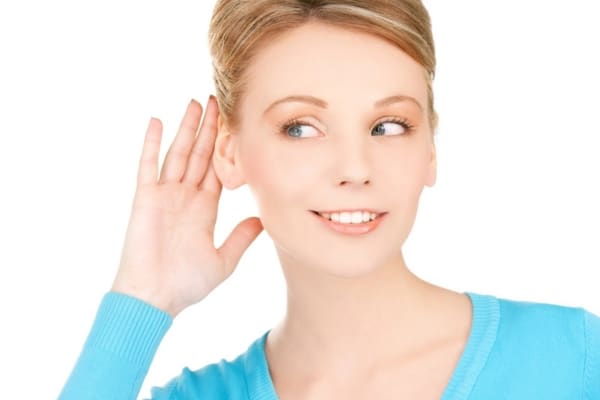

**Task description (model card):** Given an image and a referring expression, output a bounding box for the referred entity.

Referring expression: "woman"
[59,1,600,399]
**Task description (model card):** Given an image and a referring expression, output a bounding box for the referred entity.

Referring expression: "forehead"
[243,21,428,112]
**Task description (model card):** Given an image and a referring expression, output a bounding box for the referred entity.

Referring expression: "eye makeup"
[276,116,416,139]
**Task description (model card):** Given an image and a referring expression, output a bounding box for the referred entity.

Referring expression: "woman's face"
[221,21,436,277]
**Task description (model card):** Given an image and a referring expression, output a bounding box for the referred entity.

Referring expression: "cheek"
[241,144,320,212]
[382,144,432,195]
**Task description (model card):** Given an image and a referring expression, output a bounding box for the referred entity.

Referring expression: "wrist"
[110,283,179,318]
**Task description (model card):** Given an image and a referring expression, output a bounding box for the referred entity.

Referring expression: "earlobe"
[212,117,246,190]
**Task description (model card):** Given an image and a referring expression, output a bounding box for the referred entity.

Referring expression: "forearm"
[59,292,172,400]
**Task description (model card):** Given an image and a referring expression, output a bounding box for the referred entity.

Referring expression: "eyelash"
[277,117,416,138]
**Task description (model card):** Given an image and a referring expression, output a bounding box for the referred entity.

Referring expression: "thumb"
[218,217,264,278]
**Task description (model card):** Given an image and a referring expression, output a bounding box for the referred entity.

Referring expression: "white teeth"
[317,211,379,224]
[340,212,352,223]
[351,212,363,223]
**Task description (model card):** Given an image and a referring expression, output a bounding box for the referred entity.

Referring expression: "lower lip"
[311,211,387,235]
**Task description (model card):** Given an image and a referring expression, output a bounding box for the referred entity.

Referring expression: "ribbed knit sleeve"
[58,292,172,400]
[584,309,600,400]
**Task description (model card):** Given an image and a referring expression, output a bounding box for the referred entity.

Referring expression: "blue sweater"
[59,291,600,399]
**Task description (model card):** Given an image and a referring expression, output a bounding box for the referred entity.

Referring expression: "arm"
[59,97,262,399]
[58,292,172,400]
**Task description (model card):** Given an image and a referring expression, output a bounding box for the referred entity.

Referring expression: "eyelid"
[375,115,415,130]
[287,115,323,129]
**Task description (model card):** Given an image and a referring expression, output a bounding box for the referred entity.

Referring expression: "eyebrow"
[262,94,423,116]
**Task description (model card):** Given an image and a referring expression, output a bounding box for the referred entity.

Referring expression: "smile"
[310,210,387,235]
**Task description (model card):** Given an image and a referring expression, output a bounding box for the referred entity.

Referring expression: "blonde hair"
[208,0,437,132]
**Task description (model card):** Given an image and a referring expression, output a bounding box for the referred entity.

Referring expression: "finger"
[159,99,203,183]
[198,158,222,195]
[218,217,264,279]
[137,117,163,186]
[182,95,219,186]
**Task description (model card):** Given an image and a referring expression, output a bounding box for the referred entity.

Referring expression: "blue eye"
[278,120,319,138]
[372,119,414,136]
[277,117,415,139]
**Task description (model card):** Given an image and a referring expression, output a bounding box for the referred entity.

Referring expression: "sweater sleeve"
[58,292,173,400]
[584,309,600,400]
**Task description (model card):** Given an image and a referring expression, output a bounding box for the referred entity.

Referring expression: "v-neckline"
[243,291,500,400]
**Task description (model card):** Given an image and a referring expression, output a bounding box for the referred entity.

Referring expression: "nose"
[334,135,372,187]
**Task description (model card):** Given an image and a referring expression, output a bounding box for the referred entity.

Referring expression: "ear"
[425,141,437,187]
[212,114,246,190]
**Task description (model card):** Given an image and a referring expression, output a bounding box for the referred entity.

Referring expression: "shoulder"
[496,295,589,335]
[150,357,248,399]
[493,295,594,357]
[149,332,269,400]
[469,292,594,349]
[583,308,600,398]
[474,293,600,398]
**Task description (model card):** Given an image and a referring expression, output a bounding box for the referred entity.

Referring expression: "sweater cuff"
[84,291,173,369]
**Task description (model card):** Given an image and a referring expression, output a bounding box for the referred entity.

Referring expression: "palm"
[112,98,263,317]
[120,184,222,311]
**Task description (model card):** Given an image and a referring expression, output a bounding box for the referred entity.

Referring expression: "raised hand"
[111,96,263,317]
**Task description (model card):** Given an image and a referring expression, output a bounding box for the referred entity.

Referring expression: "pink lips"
[311,210,387,235]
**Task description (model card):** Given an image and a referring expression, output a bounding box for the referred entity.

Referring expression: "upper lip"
[312,209,387,215]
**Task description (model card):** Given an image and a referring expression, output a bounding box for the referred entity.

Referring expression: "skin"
[213,21,473,397]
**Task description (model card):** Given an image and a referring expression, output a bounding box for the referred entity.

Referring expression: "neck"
[266,251,462,380]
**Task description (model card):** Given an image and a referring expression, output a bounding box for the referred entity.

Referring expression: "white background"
[1,1,598,398]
